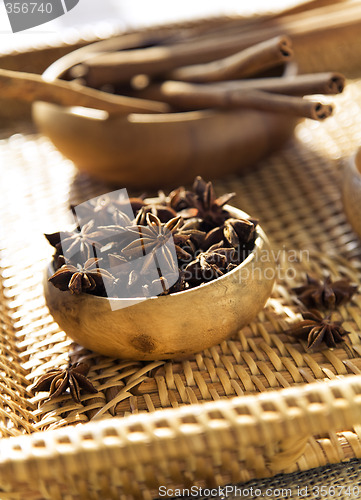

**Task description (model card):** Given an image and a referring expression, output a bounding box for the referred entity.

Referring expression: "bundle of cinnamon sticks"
[68,34,342,121]
[0,0,354,118]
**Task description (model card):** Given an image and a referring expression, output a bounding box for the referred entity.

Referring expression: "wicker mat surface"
[1,79,361,493]
[181,458,361,499]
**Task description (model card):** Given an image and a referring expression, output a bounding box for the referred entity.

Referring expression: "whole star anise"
[45,220,105,260]
[32,362,97,403]
[49,258,114,295]
[96,210,138,254]
[286,310,349,350]
[142,204,178,223]
[122,213,192,271]
[223,218,257,247]
[178,176,235,228]
[184,246,235,286]
[167,186,195,212]
[71,195,145,226]
[293,274,358,309]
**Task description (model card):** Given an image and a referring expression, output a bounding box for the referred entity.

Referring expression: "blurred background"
[0,0,308,52]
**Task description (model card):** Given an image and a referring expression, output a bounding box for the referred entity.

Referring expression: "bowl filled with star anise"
[44,177,275,360]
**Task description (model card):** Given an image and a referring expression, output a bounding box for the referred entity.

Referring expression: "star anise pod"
[184,246,235,286]
[32,362,97,404]
[97,210,139,253]
[223,218,257,247]
[286,310,349,350]
[180,176,235,229]
[167,186,195,212]
[293,275,358,309]
[202,226,224,249]
[49,257,114,295]
[122,213,192,272]
[142,204,178,223]
[45,220,105,261]
[71,195,145,226]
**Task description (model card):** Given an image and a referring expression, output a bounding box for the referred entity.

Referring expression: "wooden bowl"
[44,206,275,360]
[342,148,361,238]
[32,36,298,189]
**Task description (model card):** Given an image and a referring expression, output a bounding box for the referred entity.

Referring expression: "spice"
[122,214,191,265]
[179,176,235,228]
[169,35,293,83]
[73,195,146,226]
[49,258,114,295]
[185,245,236,286]
[150,81,334,120]
[293,274,358,309]
[32,362,97,403]
[46,220,104,261]
[223,218,257,247]
[47,176,256,298]
[286,310,348,350]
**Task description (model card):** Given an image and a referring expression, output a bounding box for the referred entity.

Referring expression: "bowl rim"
[47,205,270,303]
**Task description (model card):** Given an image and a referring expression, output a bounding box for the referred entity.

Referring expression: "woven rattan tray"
[3,14,361,500]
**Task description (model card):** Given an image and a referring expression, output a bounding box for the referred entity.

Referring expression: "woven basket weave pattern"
[1,75,361,499]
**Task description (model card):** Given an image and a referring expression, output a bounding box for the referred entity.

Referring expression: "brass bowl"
[342,148,361,238]
[32,35,298,189]
[44,206,275,360]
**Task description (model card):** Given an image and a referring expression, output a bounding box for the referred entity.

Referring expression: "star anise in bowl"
[49,258,114,295]
[177,176,236,229]
[44,176,275,360]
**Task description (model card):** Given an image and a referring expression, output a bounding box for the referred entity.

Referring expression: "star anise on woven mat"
[49,258,114,295]
[32,362,97,404]
[286,310,349,350]
[293,274,358,309]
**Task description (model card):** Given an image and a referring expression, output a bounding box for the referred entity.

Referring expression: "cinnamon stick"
[76,2,361,87]
[168,36,293,82]
[156,81,334,120]
[213,72,345,95]
[66,29,195,80]
[0,68,170,115]
[134,72,345,102]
